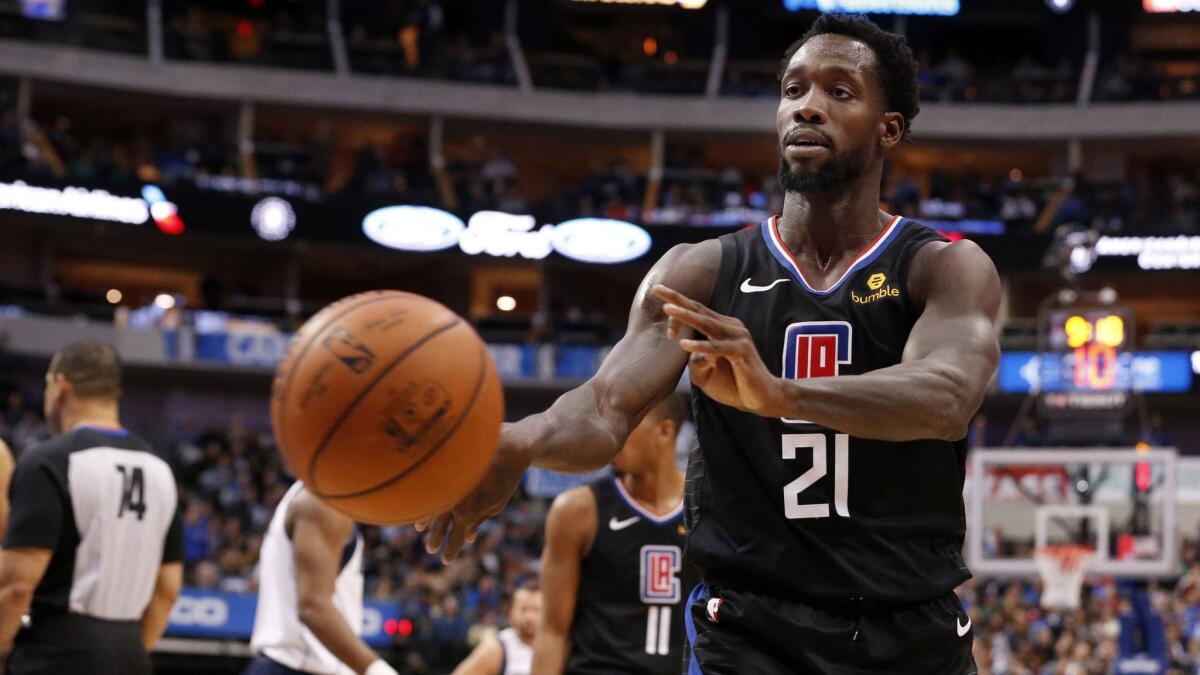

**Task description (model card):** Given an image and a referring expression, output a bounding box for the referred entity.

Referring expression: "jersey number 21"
[782,433,849,519]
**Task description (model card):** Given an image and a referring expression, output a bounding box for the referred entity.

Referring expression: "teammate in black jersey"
[421,14,999,674]
[533,395,693,675]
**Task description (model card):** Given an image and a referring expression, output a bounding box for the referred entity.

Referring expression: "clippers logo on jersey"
[639,545,681,604]
[781,321,852,424]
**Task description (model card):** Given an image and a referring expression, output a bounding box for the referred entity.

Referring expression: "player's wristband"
[364,660,399,675]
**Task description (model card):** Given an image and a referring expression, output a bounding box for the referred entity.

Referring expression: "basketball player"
[0,341,184,674]
[422,13,999,674]
[245,481,397,675]
[451,582,542,675]
[0,439,12,541]
[531,395,691,675]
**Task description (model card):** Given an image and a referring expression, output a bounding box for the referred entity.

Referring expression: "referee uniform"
[3,425,183,675]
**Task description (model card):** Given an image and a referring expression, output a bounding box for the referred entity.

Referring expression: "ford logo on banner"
[363,205,465,252]
[362,206,652,264]
[552,218,652,264]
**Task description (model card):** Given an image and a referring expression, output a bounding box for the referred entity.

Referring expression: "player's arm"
[140,562,182,650]
[657,239,1000,441]
[142,496,185,650]
[514,240,720,473]
[531,487,596,675]
[0,439,13,541]
[422,240,720,560]
[0,453,60,661]
[0,548,51,660]
[290,491,395,675]
[449,636,504,675]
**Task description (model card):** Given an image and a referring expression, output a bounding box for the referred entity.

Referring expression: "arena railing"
[1,39,1199,140]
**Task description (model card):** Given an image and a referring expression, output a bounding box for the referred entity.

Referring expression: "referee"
[0,341,184,675]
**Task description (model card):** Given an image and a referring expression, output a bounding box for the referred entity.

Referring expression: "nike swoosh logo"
[957,616,971,637]
[609,516,641,531]
[740,277,790,293]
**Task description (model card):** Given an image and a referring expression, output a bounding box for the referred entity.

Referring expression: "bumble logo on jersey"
[852,272,901,304]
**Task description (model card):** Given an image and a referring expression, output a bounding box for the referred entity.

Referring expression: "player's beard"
[777,141,871,194]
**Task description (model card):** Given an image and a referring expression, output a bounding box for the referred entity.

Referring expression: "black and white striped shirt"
[4,426,183,621]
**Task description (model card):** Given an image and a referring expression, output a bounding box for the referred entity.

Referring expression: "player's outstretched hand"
[415,427,528,563]
[653,284,782,417]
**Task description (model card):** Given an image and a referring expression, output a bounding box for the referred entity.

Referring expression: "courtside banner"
[166,588,403,647]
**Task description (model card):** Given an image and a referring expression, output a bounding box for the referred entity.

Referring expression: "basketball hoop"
[1034,545,1094,609]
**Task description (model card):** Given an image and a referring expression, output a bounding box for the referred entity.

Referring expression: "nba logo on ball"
[639,546,681,604]
[781,321,852,424]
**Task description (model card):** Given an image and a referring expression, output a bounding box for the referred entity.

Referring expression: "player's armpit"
[449,636,504,675]
[532,487,597,675]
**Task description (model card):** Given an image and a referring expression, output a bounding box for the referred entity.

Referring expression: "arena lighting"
[106,289,122,304]
[142,185,185,235]
[362,207,653,264]
[460,211,554,259]
[553,218,653,264]
[1094,235,1200,270]
[1192,351,1200,375]
[496,296,517,312]
[783,0,959,15]
[570,0,708,7]
[1046,0,1075,12]
[250,196,296,241]
[1144,0,1200,11]
[362,205,465,252]
[154,293,176,310]
[0,180,148,224]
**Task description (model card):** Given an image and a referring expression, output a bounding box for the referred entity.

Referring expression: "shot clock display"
[1037,307,1137,416]
[1046,308,1132,390]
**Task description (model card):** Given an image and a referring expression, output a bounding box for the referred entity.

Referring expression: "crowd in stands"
[5,0,1197,104]
[3,379,1200,673]
[2,91,1196,241]
[960,560,1200,674]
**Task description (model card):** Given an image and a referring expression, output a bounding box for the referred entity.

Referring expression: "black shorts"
[6,613,151,675]
[683,583,978,675]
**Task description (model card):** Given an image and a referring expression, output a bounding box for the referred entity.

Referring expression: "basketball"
[270,290,504,525]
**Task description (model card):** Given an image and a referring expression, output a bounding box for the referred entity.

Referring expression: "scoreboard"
[1044,307,1133,391]
[1038,307,1136,417]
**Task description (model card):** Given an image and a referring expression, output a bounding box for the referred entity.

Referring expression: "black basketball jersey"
[685,215,971,604]
[567,477,694,675]
[4,427,184,621]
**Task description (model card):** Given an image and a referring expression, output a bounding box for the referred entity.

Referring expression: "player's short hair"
[778,13,920,141]
[516,579,541,594]
[651,392,690,431]
[50,341,122,399]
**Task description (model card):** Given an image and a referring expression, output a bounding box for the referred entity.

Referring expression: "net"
[1034,545,1095,609]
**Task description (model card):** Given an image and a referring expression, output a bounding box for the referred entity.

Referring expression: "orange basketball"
[270,290,503,525]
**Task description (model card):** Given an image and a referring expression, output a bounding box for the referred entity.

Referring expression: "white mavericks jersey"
[497,627,532,675]
[250,481,364,675]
